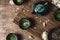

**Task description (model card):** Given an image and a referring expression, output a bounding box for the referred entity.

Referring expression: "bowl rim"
[19,18,31,30]
[6,33,18,40]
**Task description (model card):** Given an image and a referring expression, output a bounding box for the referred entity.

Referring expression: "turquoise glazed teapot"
[32,1,51,16]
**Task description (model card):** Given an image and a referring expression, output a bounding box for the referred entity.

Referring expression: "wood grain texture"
[14,0,60,40]
[0,0,52,40]
[0,0,60,40]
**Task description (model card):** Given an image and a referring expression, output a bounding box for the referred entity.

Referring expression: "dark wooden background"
[14,0,60,40]
[0,0,60,40]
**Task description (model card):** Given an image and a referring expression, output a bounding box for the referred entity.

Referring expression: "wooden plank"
[13,0,60,40]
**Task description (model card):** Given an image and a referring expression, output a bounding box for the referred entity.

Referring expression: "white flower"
[52,0,60,8]
[42,31,48,40]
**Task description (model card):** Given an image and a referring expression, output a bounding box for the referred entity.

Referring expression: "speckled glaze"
[19,18,31,30]
[32,1,51,16]
[54,9,60,21]
[6,33,18,40]
[13,0,23,5]
[48,27,60,40]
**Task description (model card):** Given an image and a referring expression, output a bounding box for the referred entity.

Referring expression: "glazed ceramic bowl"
[13,0,23,5]
[54,9,60,21]
[32,1,51,16]
[48,27,60,40]
[6,33,18,40]
[19,18,31,29]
